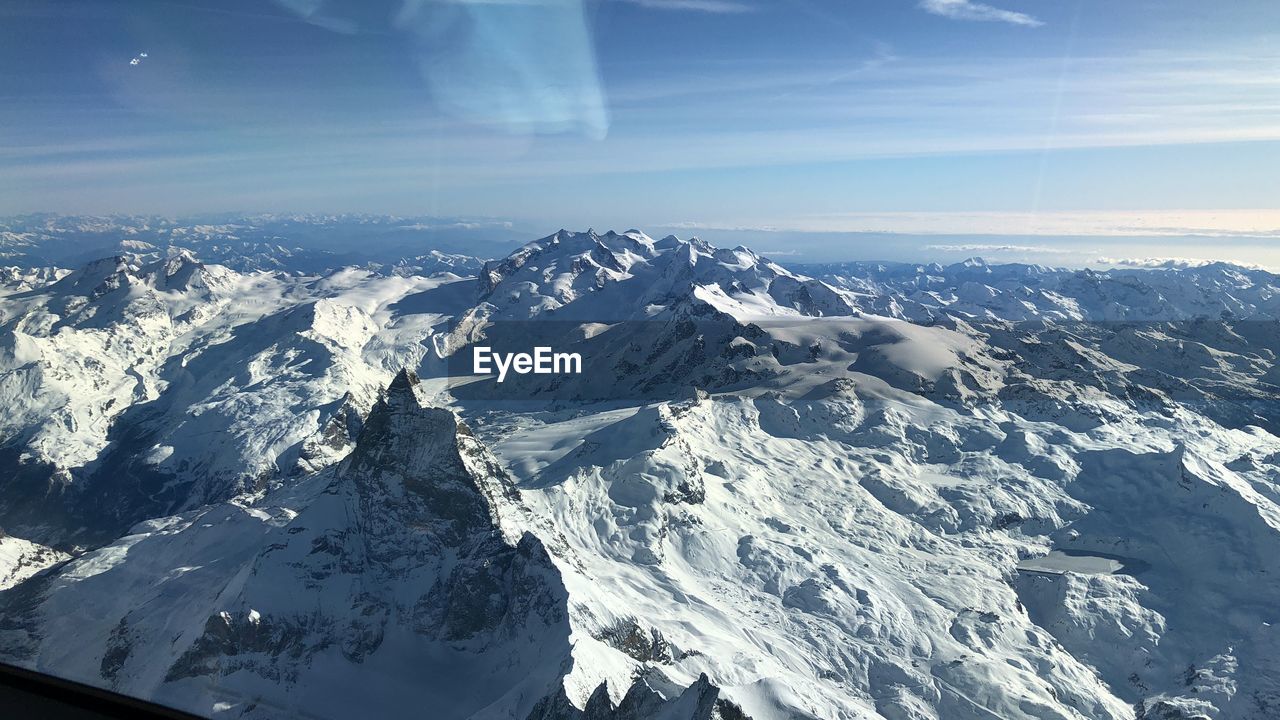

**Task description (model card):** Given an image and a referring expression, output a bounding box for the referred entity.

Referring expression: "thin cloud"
[398,220,514,230]
[1110,225,1280,238]
[659,221,781,232]
[1094,256,1254,270]
[919,0,1042,27]
[926,243,1077,254]
[620,0,754,12]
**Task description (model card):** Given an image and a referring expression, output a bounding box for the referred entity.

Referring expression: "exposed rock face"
[527,673,753,720]
[294,392,364,474]
[0,252,456,548]
[0,369,575,719]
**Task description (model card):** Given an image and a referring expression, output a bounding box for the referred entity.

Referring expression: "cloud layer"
[925,243,1079,254]
[1093,256,1260,270]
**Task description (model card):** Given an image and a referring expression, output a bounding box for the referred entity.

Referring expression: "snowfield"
[1,224,1279,719]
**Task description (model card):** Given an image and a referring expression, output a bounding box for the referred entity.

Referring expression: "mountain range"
[1,221,1278,719]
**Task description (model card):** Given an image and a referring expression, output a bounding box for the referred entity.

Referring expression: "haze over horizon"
[3,0,1278,267]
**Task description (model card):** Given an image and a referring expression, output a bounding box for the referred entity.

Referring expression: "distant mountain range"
[0,214,524,275]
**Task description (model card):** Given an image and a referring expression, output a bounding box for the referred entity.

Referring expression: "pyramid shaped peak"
[388,367,420,393]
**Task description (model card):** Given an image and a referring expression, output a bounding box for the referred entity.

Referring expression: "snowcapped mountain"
[0,370,575,718]
[0,214,504,275]
[800,258,1280,322]
[477,229,854,322]
[0,368,750,720]
[0,250,466,545]
[2,224,1280,719]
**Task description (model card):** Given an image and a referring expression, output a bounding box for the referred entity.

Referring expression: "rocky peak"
[149,250,206,291]
[54,254,137,299]
[343,367,517,542]
[527,672,752,720]
[387,365,419,394]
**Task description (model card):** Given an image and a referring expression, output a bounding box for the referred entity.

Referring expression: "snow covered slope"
[802,258,1280,322]
[2,226,1280,719]
[477,229,854,322]
[0,369,750,719]
[0,253,469,544]
[1,370,571,716]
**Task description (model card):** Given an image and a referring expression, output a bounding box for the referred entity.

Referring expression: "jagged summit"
[0,367,576,719]
[45,249,225,300]
[343,366,521,543]
[529,672,751,720]
[387,366,420,393]
[475,228,855,322]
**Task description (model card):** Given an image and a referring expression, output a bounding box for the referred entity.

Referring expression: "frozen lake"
[1017,550,1148,576]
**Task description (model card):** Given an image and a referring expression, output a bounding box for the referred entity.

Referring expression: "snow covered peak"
[44,250,228,299]
[0,381,582,719]
[806,256,1280,322]
[596,229,658,257]
[477,229,856,321]
[152,249,207,290]
[344,367,522,543]
[51,254,137,298]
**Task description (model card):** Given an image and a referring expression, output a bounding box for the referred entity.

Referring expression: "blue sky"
[3,0,1279,265]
